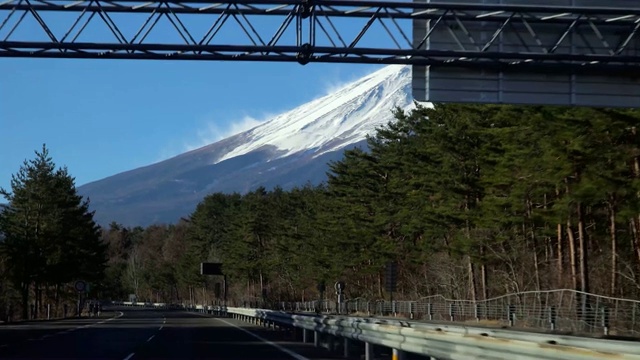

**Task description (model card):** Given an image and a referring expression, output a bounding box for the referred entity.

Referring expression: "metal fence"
[239,289,640,338]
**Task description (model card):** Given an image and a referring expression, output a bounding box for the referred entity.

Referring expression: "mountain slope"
[78,64,414,227]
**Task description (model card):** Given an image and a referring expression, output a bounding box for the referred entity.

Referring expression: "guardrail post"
[392,348,406,360]
[409,302,414,320]
[47,304,51,320]
[475,303,480,322]
[428,303,433,321]
[602,306,610,335]
[449,303,454,322]
[367,301,371,316]
[364,342,373,360]
[303,329,310,343]
[314,331,320,347]
[392,301,397,317]
[343,338,350,358]
[508,304,516,327]
[548,306,557,331]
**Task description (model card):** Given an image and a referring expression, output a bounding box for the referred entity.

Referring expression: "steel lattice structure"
[1,0,639,72]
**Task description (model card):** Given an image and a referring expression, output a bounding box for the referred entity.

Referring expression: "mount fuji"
[77,64,415,227]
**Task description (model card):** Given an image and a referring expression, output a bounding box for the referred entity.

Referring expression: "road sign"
[412,0,640,108]
[317,281,326,294]
[385,262,398,293]
[74,280,87,293]
[201,262,223,275]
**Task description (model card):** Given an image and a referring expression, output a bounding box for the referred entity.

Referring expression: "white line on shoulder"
[123,352,135,360]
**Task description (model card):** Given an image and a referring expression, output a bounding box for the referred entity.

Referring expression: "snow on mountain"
[214,64,412,163]
[78,64,416,227]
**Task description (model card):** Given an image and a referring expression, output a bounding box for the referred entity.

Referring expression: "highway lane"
[0,307,347,360]
[0,311,123,350]
[130,311,343,360]
[0,307,161,359]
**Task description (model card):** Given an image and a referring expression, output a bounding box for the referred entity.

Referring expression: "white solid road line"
[36,311,125,342]
[65,311,124,335]
[147,335,155,342]
[216,318,310,360]
[123,352,135,360]
[105,311,125,323]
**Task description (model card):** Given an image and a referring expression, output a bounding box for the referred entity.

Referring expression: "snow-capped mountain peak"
[78,64,416,227]
[214,64,413,163]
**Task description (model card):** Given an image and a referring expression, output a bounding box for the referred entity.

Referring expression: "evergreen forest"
[1,103,640,321]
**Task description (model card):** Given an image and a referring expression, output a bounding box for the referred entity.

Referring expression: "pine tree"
[0,144,106,319]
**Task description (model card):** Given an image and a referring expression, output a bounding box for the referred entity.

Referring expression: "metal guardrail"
[107,300,640,359]
[242,290,640,338]
[226,306,640,360]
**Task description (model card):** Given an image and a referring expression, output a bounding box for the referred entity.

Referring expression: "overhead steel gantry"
[0,0,639,72]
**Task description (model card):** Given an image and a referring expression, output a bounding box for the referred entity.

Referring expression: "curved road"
[0,307,345,360]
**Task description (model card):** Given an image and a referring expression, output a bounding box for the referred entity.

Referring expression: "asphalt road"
[0,307,357,360]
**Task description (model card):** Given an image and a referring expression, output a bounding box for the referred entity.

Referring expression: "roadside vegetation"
[2,103,639,320]
[0,145,106,321]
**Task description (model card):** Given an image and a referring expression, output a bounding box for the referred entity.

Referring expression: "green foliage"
[0,144,107,320]
[91,103,640,304]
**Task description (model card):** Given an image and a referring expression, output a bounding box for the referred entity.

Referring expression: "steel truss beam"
[1,0,639,72]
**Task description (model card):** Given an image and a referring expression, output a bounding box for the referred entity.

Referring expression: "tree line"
[97,103,640,306]
[2,103,639,320]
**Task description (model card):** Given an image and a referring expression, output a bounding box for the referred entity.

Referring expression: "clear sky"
[0,5,411,191]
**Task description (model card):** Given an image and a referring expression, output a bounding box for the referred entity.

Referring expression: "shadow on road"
[0,308,428,360]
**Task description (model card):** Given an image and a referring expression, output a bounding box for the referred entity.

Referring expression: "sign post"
[335,281,345,315]
[74,280,87,317]
[316,281,326,314]
[200,262,226,314]
[385,261,398,301]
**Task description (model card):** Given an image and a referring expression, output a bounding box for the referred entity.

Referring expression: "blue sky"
[0,5,411,192]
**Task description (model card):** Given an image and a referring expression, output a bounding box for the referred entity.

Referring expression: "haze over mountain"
[77,65,415,227]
